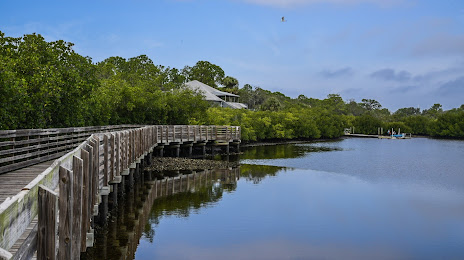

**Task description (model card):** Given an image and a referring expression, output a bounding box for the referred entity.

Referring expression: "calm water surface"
[91,137,464,260]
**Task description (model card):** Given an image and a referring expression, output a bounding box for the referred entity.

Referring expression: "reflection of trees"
[240,164,285,184]
[242,143,341,160]
[242,144,304,159]
[148,187,224,221]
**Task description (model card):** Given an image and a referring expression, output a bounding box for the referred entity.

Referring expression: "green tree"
[428,110,464,138]
[422,103,443,119]
[404,116,431,135]
[360,99,382,111]
[0,31,97,129]
[183,61,225,88]
[353,113,382,134]
[260,97,282,111]
[222,76,239,91]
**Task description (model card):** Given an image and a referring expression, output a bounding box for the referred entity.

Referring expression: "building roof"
[184,80,239,100]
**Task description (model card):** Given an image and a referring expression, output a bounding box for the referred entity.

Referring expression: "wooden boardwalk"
[0,124,240,260]
[0,161,54,204]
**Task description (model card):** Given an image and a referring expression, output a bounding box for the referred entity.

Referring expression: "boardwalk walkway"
[0,161,54,204]
[0,124,240,260]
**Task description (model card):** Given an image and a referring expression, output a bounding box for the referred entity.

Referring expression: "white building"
[184,80,248,109]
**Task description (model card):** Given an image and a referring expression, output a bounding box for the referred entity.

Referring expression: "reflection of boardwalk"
[84,168,240,260]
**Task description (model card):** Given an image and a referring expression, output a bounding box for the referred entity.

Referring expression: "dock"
[344,133,412,139]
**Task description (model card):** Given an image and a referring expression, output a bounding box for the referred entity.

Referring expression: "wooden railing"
[0,125,240,259]
[0,125,241,175]
[0,125,141,175]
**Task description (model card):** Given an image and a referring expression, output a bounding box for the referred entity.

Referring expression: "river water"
[84,137,464,260]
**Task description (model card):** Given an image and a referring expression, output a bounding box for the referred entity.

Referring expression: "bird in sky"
[281,16,287,22]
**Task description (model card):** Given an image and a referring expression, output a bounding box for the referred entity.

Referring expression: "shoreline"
[145,157,239,172]
[240,138,341,148]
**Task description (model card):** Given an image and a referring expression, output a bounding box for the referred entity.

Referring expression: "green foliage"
[260,97,282,111]
[360,98,382,111]
[404,116,431,135]
[0,31,208,129]
[221,76,239,91]
[353,114,382,134]
[182,61,225,88]
[2,31,463,140]
[393,107,421,120]
[0,32,97,129]
[422,103,444,119]
[383,122,412,135]
[428,110,464,138]
[204,105,346,142]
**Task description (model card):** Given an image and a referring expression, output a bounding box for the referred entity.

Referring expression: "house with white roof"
[184,80,248,109]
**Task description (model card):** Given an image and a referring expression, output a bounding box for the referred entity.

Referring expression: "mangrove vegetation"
[1,31,463,140]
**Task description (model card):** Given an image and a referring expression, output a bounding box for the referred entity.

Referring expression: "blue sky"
[1,0,464,111]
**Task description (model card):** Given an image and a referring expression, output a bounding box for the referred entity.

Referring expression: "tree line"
[1,31,463,140]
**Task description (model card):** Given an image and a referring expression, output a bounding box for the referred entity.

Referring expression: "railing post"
[90,137,99,211]
[194,126,197,142]
[58,166,73,260]
[129,130,133,163]
[155,126,158,144]
[172,126,175,143]
[124,131,128,169]
[38,185,57,260]
[111,134,115,181]
[103,135,109,187]
[80,149,90,252]
[71,156,83,259]
[115,133,120,177]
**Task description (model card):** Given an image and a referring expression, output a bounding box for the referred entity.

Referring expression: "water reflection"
[135,166,464,260]
[239,164,286,184]
[85,138,464,260]
[241,140,342,160]
[242,138,464,192]
[82,168,240,260]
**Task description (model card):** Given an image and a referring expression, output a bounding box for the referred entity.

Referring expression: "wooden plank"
[71,156,83,259]
[58,166,73,260]
[37,185,57,260]
[103,135,108,187]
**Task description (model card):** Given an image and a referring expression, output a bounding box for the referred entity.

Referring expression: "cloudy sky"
[1,0,464,111]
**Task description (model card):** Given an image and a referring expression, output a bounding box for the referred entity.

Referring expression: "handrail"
[0,125,142,174]
[0,125,240,255]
